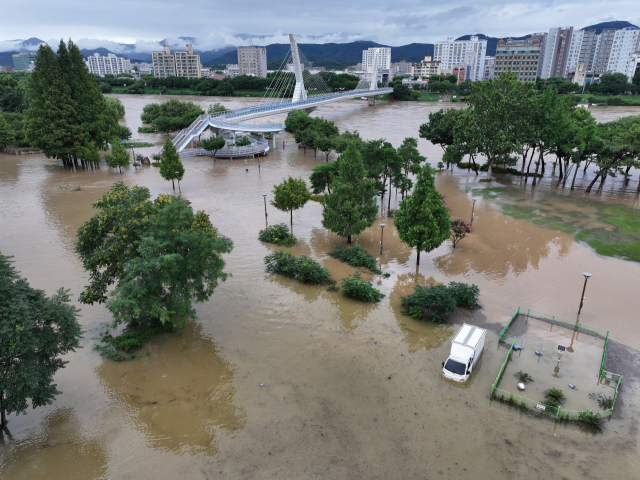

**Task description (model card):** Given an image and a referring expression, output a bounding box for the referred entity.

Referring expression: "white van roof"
[453,324,484,348]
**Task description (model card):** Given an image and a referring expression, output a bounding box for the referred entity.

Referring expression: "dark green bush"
[328,244,381,274]
[578,411,602,430]
[544,388,566,407]
[137,126,156,133]
[341,272,385,302]
[95,323,168,361]
[448,282,480,309]
[259,223,297,247]
[401,281,481,322]
[264,251,330,284]
[401,284,456,322]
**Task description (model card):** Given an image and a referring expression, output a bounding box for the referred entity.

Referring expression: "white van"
[442,324,486,383]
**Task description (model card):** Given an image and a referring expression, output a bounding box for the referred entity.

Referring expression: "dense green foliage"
[310,162,339,194]
[544,388,567,408]
[401,281,480,322]
[0,254,82,426]
[140,99,204,134]
[159,138,185,189]
[271,177,311,230]
[328,244,381,274]
[76,183,232,353]
[264,251,330,284]
[201,135,226,159]
[394,165,451,265]
[0,114,14,148]
[105,142,130,173]
[258,223,297,247]
[322,144,378,243]
[24,40,120,166]
[341,272,384,302]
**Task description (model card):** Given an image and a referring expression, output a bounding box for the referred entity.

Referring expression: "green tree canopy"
[321,144,378,243]
[76,183,232,332]
[284,109,312,134]
[0,254,82,427]
[159,138,185,190]
[0,114,15,148]
[271,177,311,231]
[201,135,226,160]
[105,142,131,173]
[140,99,204,134]
[310,162,339,194]
[394,165,451,265]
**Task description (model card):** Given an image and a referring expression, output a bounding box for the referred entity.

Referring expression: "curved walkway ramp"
[164,87,392,158]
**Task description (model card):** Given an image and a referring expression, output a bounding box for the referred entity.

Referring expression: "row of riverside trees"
[23,41,126,166]
[420,72,640,193]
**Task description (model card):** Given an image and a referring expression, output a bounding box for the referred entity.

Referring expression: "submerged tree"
[395,165,450,265]
[76,182,233,332]
[159,138,185,190]
[271,177,311,231]
[322,144,378,243]
[0,254,82,428]
[201,135,226,161]
[0,115,15,148]
[105,142,130,173]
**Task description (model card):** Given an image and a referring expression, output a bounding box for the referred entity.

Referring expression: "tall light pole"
[175,171,181,193]
[470,198,477,225]
[263,193,268,225]
[379,223,386,255]
[578,272,592,314]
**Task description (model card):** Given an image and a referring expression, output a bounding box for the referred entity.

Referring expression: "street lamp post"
[578,272,592,314]
[263,193,268,224]
[175,172,181,193]
[379,223,386,255]
[470,198,477,226]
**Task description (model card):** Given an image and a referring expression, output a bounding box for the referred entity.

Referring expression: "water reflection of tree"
[433,221,573,279]
[321,292,380,331]
[266,272,326,304]
[96,322,245,456]
[0,407,109,479]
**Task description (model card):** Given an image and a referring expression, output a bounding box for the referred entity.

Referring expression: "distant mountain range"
[1,21,637,68]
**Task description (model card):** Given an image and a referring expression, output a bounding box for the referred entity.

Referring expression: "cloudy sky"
[2,0,639,52]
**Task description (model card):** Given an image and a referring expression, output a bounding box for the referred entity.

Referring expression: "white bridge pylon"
[160,34,393,157]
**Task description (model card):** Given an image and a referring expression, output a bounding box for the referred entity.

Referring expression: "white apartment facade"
[85,53,131,76]
[606,27,640,81]
[151,44,201,79]
[432,36,487,81]
[362,47,391,72]
[237,46,267,78]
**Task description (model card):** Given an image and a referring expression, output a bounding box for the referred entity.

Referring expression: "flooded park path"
[1,96,640,479]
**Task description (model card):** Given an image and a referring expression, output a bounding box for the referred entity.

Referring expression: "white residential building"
[432,36,487,81]
[362,47,391,72]
[134,62,153,75]
[224,64,240,77]
[238,46,268,78]
[151,44,201,79]
[85,53,131,77]
[606,27,640,81]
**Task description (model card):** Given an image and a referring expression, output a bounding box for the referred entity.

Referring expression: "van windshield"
[444,359,467,375]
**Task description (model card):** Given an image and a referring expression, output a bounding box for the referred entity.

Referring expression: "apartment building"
[592,29,617,72]
[391,60,412,75]
[494,38,542,82]
[564,29,598,75]
[483,56,495,79]
[224,64,240,77]
[410,56,442,77]
[12,52,36,71]
[85,53,131,77]
[606,27,640,81]
[362,47,391,72]
[238,46,267,78]
[151,44,201,79]
[539,27,573,78]
[433,36,487,81]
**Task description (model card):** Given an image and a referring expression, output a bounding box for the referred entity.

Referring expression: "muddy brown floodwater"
[1,96,640,479]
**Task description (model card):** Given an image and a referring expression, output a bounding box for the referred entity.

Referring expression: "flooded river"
[1,96,640,479]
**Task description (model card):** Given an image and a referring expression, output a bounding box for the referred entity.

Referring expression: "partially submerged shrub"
[447,282,480,309]
[544,388,566,408]
[264,251,330,284]
[341,272,385,303]
[95,323,168,361]
[578,411,602,431]
[259,223,297,247]
[516,371,534,383]
[401,284,457,322]
[328,243,381,274]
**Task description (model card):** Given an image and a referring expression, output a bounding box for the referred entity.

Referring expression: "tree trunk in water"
[586,173,599,193]
[416,249,421,265]
[172,179,175,190]
[521,148,529,173]
[571,161,580,190]
[325,153,329,163]
[558,156,563,180]
[347,235,352,244]
[471,155,479,175]
[1,391,5,427]
[541,158,546,175]
[624,165,631,183]
[388,180,392,212]
[290,210,293,232]
[584,161,590,173]
[524,148,535,184]
[532,149,543,186]
[598,171,607,190]
[486,160,493,180]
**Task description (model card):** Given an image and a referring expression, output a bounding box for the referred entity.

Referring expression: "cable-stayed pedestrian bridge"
[163,34,392,158]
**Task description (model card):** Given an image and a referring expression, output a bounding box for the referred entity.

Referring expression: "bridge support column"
[273,133,276,148]
[368,96,376,106]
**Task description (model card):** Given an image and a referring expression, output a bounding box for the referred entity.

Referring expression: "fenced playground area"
[491,307,622,421]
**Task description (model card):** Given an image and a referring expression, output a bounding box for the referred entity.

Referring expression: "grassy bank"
[471,186,640,263]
